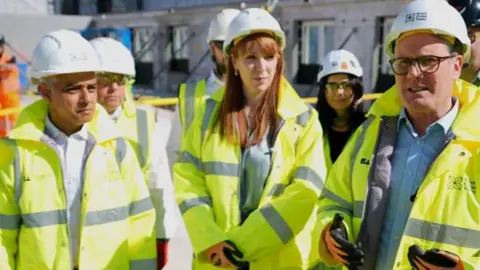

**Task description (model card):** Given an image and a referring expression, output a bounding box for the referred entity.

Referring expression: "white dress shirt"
[45,116,88,267]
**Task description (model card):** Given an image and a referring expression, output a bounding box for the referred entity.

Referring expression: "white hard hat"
[207,8,241,43]
[317,49,363,81]
[385,0,470,61]
[30,29,101,81]
[90,37,135,77]
[223,8,285,54]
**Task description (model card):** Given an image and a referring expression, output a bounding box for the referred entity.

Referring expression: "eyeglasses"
[389,55,455,76]
[97,73,133,85]
[325,81,353,94]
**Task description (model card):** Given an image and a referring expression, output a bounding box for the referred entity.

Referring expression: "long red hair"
[215,32,284,148]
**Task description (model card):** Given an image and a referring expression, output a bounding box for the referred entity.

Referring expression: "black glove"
[222,240,250,269]
[326,213,364,269]
[408,245,464,269]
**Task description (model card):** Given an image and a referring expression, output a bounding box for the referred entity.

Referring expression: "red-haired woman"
[174,8,327,269]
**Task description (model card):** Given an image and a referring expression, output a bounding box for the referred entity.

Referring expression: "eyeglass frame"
[388,55,456,76]
[97,73,134,86]
[325,81,354,94]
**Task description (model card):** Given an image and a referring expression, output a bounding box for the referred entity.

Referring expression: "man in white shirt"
[0,29,156,269]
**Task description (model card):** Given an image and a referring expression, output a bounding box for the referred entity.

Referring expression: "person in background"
[0,35,20,137]
[166,8,240,169]
[90,37,178,270]
[174,8,326,269]
[448,0,480,85]
[0,29,156,269]
[315,0,480,269]
[315,49,365,171]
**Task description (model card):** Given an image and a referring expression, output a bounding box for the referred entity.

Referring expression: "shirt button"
[394,235,399,240]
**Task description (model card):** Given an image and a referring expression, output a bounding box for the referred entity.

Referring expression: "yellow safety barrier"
[0,93,384,117]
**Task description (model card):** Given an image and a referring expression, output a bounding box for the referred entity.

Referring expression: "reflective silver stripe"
[203,162,238,176]
[135,108,149,168]
[296,108,311,127]
[353,201,364,218]
[349,116,374,186]
[404,218,480,249]
[202,99,217,145]
[130,258,156,270]
[268,183,285,196]
[84,206,128,226]
[2,139,22,205]
[0,214,20,229]
[22,209,67,228]
[319,189,352,209]
[294,166,323,190]
[177,151,202,170]
[260,204,294,244]
[184,83,197,133]
[116,137,127,167]
[179,197,212,214]
[129,197,154,216]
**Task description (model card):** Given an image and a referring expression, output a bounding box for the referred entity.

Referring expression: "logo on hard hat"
[350,60,356,68]
[332,61,338,67]
[341,62,348,70]
[69,52,89,62]
[405,12,428,24]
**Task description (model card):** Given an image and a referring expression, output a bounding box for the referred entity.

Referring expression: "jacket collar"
[10,99,121,144]
[210,77,310,120]
[368,79,480,141]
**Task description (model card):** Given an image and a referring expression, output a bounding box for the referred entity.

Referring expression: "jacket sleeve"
[120,140,157,268]
[166,105,182,170]
[173,114,228,262]
[313,126,362,266]
[227,109,327,261]
[149,123,179,240]
[0,141,19,270]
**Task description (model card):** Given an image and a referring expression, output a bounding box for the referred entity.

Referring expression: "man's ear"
[453,55,464,79]
[37,83,52,103]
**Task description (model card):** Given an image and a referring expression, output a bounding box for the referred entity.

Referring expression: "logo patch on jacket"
[360,158,370,165]
[448,176,476,193]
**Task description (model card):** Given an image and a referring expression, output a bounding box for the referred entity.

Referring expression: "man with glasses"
[448,0,480,85]
[166,8,240,169]
[90,37,178,270]
[316,0,480,269]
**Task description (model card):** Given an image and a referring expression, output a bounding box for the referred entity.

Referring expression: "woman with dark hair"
[316,49,366,170]
[174,7,327,270]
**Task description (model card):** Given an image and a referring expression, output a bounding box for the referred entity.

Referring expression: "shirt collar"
[45,114,89,141]
[206,71,224,87]
[110,106,123,122]
[399,97,459,136]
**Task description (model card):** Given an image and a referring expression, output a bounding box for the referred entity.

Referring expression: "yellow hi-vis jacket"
[315,79,480,270]
[178,79,207,139]
[174,79,327,269]
[115,89,178,239]
[0,100,157,270]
